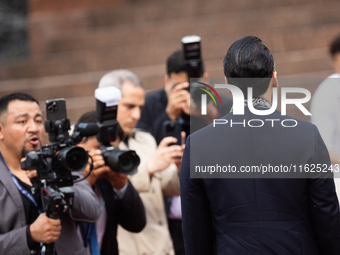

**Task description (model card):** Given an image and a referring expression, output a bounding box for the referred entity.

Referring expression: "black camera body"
[182,35,204,79]
[21,98,89,188]
[95,87,140,175]
[181,35,212,106]
[21,141,87,188]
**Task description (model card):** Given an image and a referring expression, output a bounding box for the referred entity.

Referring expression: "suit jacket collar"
[230,97,271,112]
[0,156,26,226]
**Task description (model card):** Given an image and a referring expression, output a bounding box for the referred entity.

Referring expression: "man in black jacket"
[137,49,232,145]
[77,111,146,255]
[180,36,340,255]
[137,49,232,255]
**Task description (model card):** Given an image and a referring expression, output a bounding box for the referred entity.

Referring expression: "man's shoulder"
[145,88,165,101]
[314,73,340,96]
[328,73,340,79]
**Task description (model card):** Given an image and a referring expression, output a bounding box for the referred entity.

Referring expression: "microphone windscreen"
[75,123,99,137]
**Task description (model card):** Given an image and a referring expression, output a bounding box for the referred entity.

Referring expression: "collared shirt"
[95,182,128,250]
[168,196,182,220]
[311,73,340,154]
[311,73,340,197]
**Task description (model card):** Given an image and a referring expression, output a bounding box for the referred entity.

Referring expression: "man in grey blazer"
[0,93,100,255]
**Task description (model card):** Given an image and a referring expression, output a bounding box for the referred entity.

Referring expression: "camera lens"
[57,146,88,172]
[101,147,140,175]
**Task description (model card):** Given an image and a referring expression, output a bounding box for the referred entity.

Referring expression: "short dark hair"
[167,49,206,77]
[77,110,97,124]
[167,50,190,76]
[0,92,39,117]
[330,34,340,57]
[223,36,275,97]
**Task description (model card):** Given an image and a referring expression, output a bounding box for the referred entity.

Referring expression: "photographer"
[98,69,183,255]
[137,49,233,145]
[136,48,232,255]
[76,111,146,255]
[0,93,100,255]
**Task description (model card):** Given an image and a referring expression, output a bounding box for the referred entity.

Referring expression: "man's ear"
[201,72,210,84]
[272,71,279,88]
[164,74,169,87]
[0,123,4,141]
[225,77,231,94]
[164,74,172,94]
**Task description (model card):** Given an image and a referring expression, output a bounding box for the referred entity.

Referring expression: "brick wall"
[0,0,339,124]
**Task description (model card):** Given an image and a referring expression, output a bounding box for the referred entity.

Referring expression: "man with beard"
[0,93,100,255]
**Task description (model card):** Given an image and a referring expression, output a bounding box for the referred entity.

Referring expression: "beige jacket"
[117,130,180,255]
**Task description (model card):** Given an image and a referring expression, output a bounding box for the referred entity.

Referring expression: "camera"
[95,87,140,175]
[182,35,212,106]
[20,98,98,255]
[182,35,204,79]
[21,98,91,187]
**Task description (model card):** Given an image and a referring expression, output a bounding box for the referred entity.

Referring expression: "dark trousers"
[168,219,186,255]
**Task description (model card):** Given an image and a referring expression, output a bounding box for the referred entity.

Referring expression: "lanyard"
[0,153,43,214]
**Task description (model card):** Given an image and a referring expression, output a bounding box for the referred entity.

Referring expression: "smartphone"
[163,120,182,146]
[45,98,69,142]
[46,98,67,121]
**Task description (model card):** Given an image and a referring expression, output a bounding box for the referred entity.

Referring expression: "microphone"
[74,123,99,137]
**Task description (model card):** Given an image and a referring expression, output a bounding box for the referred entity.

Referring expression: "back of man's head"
[0,92,39,120]
[98,69,143,89]
[223,36,275,97]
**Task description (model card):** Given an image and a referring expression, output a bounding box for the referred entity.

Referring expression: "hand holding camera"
[83,149,128,189]
[105,170,128,190]
[165,82,190,120]
[82,149,109,186]
[30,213,61,244]
[147,134,185,175]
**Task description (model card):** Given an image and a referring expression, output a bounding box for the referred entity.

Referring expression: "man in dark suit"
[180,36,340,255]
[76,111,146,255]
[0,93,100,255]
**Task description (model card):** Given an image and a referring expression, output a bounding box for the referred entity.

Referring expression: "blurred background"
[0,0,339,124]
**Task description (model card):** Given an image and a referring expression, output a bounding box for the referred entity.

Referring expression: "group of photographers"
[0,36,222,255]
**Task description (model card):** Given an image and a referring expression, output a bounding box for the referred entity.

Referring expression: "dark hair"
[223,36,275,98]
[77,111,97,124]
[167,49,205,78]
[0,92,39,117]
[167,50,190,76]
[77,110,124,141]
[330,34,340,57]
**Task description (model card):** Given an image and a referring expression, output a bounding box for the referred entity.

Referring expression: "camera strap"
[0,153,43,214]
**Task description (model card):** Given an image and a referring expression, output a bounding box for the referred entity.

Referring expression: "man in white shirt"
[311,34,340,197]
